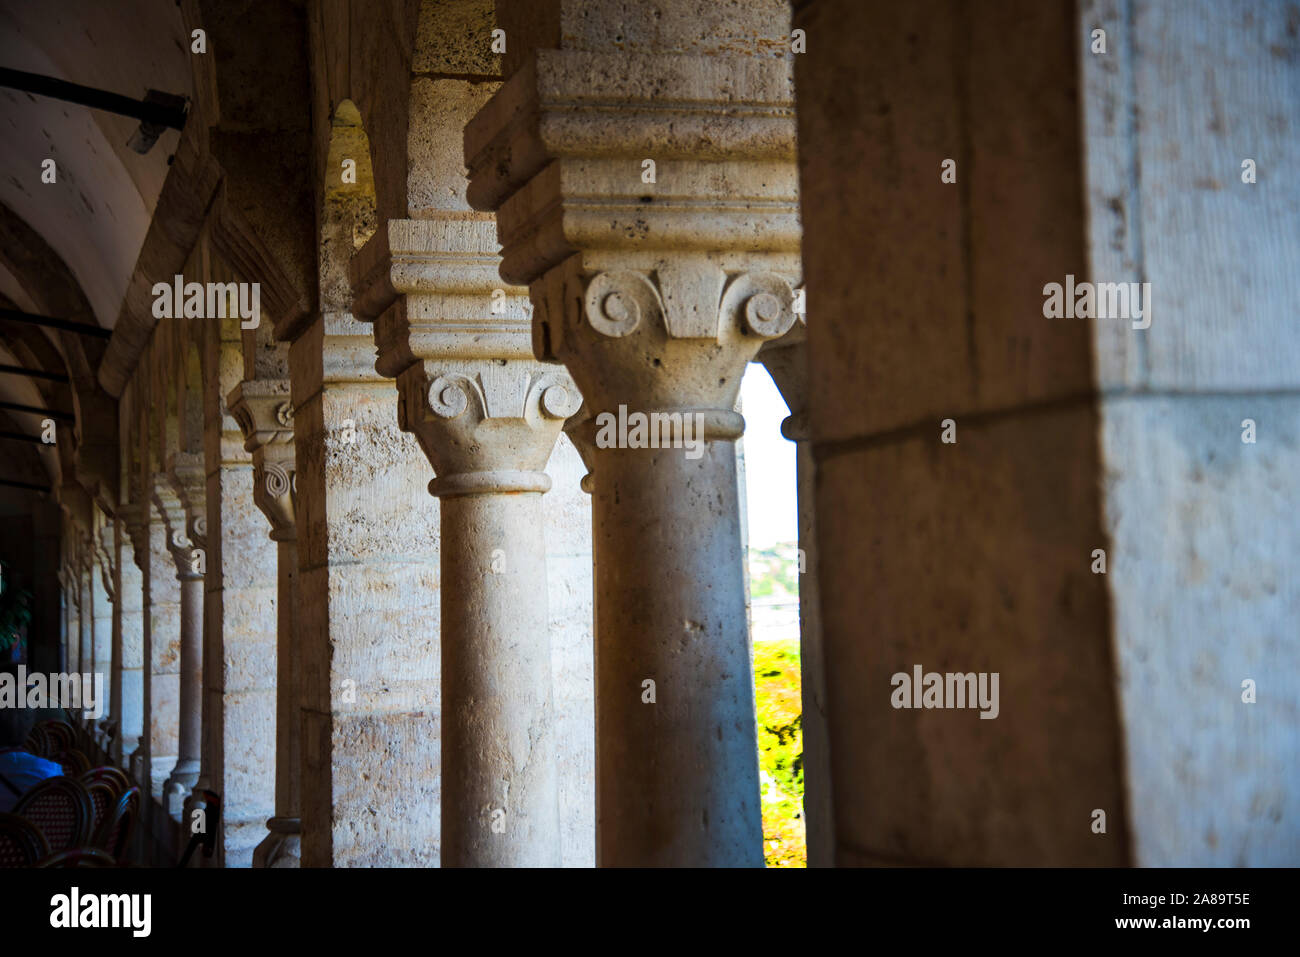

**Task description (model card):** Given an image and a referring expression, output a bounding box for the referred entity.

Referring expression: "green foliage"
[753,636,806,867]
[0,562,32,654]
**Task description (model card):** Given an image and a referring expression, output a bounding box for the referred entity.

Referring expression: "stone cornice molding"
[464,49,800,286]
[350,217,534,378]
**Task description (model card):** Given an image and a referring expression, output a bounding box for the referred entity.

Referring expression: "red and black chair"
[12,776,94,853]
[0,812,50,867]
[56,749,91,776]
[81,765,130,798]
[94,786,140,865]
[84,781,116,842]
[36,720,75,756]
[20,725,49,757]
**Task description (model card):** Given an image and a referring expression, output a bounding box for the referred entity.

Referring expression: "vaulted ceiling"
[0,0,192,494]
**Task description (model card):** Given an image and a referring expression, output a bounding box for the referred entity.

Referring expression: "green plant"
[753,637,806,867]
[0,564,32,654]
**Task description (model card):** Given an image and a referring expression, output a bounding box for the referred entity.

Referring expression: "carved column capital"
[397,359,580,497]
[94,537,116,602]
[351,218,579,498]
[152,474,198,579]
[119,504,149,572]
[464,49,802,438]
[228,380,297,541]
[167,451,208,552]
[538,261,801,439]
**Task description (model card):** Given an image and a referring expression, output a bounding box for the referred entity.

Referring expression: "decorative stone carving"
[228,380,297,541]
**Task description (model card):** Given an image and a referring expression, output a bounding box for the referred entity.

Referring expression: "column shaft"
[591,444,760,866]
[167,573,204,798]
[440,489,559,866]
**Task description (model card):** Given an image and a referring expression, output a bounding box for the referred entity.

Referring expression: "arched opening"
[740,360,804,867]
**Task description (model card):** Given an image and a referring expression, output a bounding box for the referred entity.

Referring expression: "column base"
[252,817,301,868]
[179,788,217,868]
[116,735,139,771]
[128,746,149,792]
[165,762,201,818]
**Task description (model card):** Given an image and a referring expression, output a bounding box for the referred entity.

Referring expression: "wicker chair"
[85,782,117,843]
[21,725,49,757]
[12,776,94,853]
[36,720,75,755]
[94,786,140,864]
[56,749,91,776]
[81,765,130,797]
[0,812,50,867]
[37,847,117,868]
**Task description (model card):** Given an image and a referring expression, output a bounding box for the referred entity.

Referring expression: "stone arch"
[320,100,379,314]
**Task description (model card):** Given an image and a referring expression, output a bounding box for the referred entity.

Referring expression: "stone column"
[229,381,302,869]
[164,453,207,813]
[195,268,278,868]
[78,539,93,702]
[57,564,69,674]
[354,221,578,866]
[91,538,115,740]
[140,477,183,800]
[118,507,147,768]
[465,7,801,864]
[61,560,77,675]
[288,317,440,867]
[30,500,62,679]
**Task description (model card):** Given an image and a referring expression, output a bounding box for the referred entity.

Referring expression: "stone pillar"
[757,330,833,868]
[91,538,115,737]
[78,540,93,703]
[202,374,278,868]
[163,453,207,813]
[29,501,61,680]
[354,221,578,866]
[117,507,146,768]
[289,314,440,867]
[1078,0,1300,864]
[791,0,1129,865]
[464,5,801,864]
[61,560,77,675]
[229,381,302,869]
[138,477,183,799]
[57,564,69,674]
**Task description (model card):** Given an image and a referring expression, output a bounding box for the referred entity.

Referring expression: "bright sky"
[739,363,797,548]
